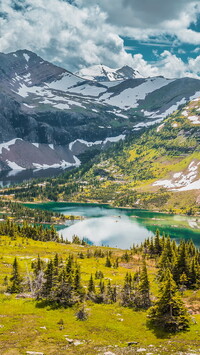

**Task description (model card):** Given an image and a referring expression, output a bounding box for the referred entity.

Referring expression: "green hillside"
[1,98,200,215]
[66,98,200,214]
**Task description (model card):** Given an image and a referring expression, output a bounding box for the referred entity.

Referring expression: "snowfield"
[153,161,200,191]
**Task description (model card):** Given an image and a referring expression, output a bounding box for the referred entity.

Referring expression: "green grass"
[0,235,200,354]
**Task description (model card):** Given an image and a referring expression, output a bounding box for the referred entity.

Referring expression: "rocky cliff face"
[0,49,200,171]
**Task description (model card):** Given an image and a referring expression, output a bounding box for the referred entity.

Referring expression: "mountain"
[64,98,200,213]
[0,49,200,172]
[75,64,143,81]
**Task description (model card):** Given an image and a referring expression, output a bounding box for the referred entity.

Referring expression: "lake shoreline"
[22,199,200,219]
[21,201,200,249]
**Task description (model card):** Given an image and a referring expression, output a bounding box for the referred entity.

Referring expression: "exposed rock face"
[0,49,200,171]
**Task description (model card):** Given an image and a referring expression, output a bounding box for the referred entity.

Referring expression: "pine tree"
[8,257,22,293]
[149,237,154,257]
[148,269,190,332]
[154,230,162,255]
[76,304,88,320]
[66,254,74,277]
[138,259,151,308]
[74,265,84,298]
[179,272,188,295]
[173,241,189,284]
[88,274,95,294]
[50,269,74,306]
[42,260,53,297]
[188,257,199,288]
[106,280,113,303]
[121,272,133,307]
[34,255,42,276]
[105,256,112,267]
[158,236,175,280]
[99,279,105,294]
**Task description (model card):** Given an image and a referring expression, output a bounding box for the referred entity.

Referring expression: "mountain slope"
[6,98,200,214]
[65,98,200,213]
[0,49,200,172]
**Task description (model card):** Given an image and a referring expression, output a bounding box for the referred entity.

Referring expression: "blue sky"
[123,35,200,63]
[0,0,200,78]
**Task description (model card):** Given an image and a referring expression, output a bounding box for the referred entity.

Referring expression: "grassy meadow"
[0,235,200,354]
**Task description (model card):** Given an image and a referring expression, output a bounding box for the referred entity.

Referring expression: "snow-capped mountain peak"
[76,64,143,82]
[0,49,200,173]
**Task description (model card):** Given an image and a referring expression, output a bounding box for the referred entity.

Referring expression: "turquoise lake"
[25,202,200,249]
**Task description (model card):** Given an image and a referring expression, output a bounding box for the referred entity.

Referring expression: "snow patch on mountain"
[46,72,83,91]
[190,91,200,101]
[33,157,81,171]
[104,135,125,143]
[23,53,30,62]
[69,134,125,151]
[76,65,143,82]
[187,115,200,125]
[153,160,200,191]
[6,160,26,171]
[101,77,174,109]
[76,65,117,81]
[133,118,163,130]
[154,98,187,118]
[0,139,22,154]
[54,103,70,110]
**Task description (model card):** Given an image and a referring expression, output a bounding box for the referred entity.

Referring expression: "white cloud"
[0,0,134,71]
[80,0,200,45]
[188,56,200,75]
[193,47,200,53]
[130,51,200,79]
[0,0,200,79]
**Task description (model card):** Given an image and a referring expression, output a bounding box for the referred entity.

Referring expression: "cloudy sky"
[0,0,200,78]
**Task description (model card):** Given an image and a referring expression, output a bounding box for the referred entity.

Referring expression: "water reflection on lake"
[27,203,200,249]
[0,168,67,187]
[60,216,153,249]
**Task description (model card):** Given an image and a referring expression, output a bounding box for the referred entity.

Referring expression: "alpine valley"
[1,48,200,355]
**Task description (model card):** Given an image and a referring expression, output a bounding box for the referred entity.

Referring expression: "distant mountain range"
[76,64,143,81]
[0,49,200,172]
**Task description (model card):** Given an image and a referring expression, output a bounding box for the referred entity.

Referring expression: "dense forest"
[0,200,67,223]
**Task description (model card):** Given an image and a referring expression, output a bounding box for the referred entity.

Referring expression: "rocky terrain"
[0,49,200,171]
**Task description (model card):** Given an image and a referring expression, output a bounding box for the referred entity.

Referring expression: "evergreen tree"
[158,236,175,280]
[138,259,151,308]
[74,265,84,298]
[148,269,190,332]
[105,256,112,267]
[173,241,189,284]
[121,272,133,307]
[8,257,22,293]
[88,274,95,294]
[154,230,162,255]
[106,280,113,303]
[66,254,74,277]
[76,304,88,320]
[50,269,74,306]
[188,257,199,288]
[42,260,53,297]
[33,255,42,276]
[99,279,105,294]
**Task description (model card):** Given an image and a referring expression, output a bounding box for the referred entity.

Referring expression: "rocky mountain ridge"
[76,64,143,81]
[0,49,200,172]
